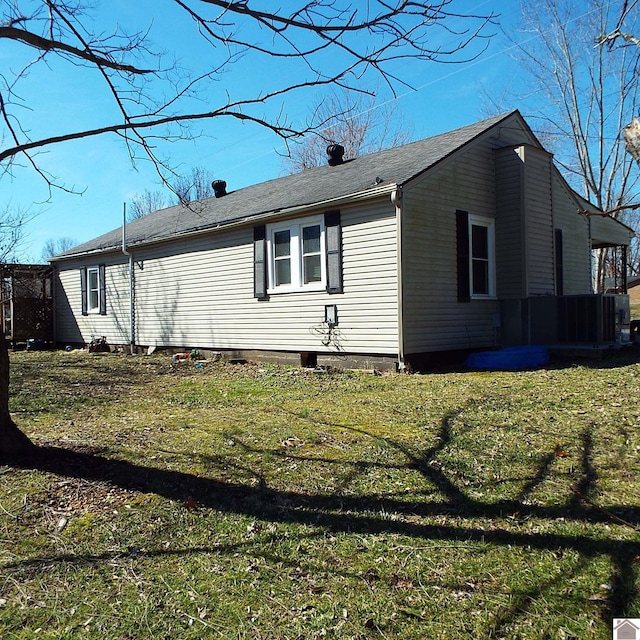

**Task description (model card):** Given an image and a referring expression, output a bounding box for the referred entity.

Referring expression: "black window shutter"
[80,267,88,316]
[324,210,343,294]
[456,210,470,302]
[98,264,107,315]
[554,229,564,296]
[253,225,268,299]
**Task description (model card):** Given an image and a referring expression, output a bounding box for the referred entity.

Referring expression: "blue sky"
[2,1,541,261]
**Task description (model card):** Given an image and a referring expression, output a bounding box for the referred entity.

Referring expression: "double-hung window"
[301,225,322,284]
[469,214,495,298]
[81,265,106,315]
[268,217,325,292]
[87,267,101,313]
[254,211,342,299]
[457,210,496,301]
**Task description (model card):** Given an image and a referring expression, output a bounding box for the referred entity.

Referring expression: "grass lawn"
[1,349,639,639]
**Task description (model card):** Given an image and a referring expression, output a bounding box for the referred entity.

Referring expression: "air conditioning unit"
[501,294,629,346]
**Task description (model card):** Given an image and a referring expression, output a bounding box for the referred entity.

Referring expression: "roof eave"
[51,182,398,262]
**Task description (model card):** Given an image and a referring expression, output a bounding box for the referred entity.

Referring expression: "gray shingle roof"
[54,110,518,259]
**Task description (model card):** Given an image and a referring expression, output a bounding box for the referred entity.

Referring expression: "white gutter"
[122,202,135,354]
[391,187,405,372]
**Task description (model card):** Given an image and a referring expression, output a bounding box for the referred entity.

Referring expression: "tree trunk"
[0,332,35,457]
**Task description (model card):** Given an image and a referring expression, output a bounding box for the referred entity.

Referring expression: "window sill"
[267,283,326,295]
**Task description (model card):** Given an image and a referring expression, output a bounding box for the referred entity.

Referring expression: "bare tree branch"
[1,0,494,188]
[492,0,640,288]
[129,190,169,221]
[41,236,77,260]
[597,0,640,48]
[0,99,308,164]
[0,25,155,73]
[282,87,412,172]
[0,204,37,263]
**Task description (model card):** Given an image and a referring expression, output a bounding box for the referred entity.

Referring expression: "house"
[614,619,640,640]
[50,110,634,370]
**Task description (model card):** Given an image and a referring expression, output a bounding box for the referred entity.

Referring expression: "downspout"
[391,186,405,372]
[122,203,135,354]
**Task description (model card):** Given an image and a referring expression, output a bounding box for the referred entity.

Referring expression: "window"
[302,225,322,284]
[457,210,496,301]
[469,215,495,297]
[273,228,292,286]
[254,212,342,298]
[267,217,325,292]
[81,265,106,315]
[87,267,100,312]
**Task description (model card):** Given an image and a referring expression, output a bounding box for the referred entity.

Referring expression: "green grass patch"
[1,350,639,639]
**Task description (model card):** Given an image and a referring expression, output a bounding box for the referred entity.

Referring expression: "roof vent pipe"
[212,180,227,198]
[326,144,345,166]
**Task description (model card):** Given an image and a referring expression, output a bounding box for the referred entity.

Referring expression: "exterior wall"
[495,147,525,299]
[55,113,612,366]
[522,146,554,296]
[400,124,537,355]
[55,260,131,346]
[401,117,583,358]
[551,174,592,295]
[55,200,400,360]
[495,145,555,298]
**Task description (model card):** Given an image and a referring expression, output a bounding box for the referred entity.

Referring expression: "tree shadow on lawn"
[547,345,640,371]
[3,410,640,632]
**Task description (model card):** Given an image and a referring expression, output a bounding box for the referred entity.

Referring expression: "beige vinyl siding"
[495,144,556,298]
[55,270,84,343]
[56,201,399,355]
[590,214,634,248]
[401,116,542,355]
[551,174,592,294]
[55,260,131,345]
[495,147,525,299]
[523,147,554,295]
[401,134,503,354]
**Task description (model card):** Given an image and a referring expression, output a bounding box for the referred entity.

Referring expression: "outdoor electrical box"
[325,304,338,327]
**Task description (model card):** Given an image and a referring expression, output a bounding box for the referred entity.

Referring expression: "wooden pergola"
[1,264,54,348]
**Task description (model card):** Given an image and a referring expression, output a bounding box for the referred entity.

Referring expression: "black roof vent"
[326,144,345,166]
[212,180,227,198]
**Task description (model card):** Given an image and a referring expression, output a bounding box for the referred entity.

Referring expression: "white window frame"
[267,216,326,293]
[469,214,496,299]
[86,266,102,313]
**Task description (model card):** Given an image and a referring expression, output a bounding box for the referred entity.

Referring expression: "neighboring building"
[50,111,634,370]
[628,277,640,305]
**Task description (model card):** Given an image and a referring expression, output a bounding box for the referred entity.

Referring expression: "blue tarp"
[464,346,550,371]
